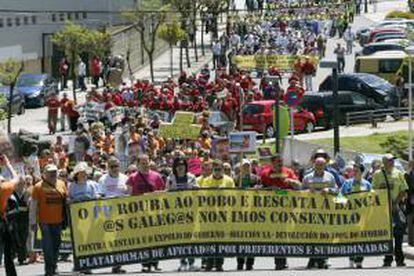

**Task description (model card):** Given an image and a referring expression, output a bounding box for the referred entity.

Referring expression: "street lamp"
[405,46,414,162]
[320,59,340,156]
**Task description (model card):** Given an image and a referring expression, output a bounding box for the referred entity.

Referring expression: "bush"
[379,133,413,161]
[386,10,414,20]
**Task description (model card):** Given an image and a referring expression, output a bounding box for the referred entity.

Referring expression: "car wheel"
[305,121,315,133]
[265,125,274,138]
[17,104,25,115]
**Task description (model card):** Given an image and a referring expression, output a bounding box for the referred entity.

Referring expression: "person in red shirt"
[268,66,283,84]
[58,93,70,132]
[90,56,101,88]
[58,57,69,91]
[45,93,60,135]
[293,58,304,86]
[301,57,316,91]
[260,154,301,271]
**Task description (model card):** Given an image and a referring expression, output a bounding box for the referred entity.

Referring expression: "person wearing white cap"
[372,153,408,267]
[29,163,67,276]
[68,162,100,203]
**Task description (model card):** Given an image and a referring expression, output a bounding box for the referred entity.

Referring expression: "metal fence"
[346,107,414,127]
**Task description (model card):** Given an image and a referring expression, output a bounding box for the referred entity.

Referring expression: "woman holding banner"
[166,157,199,271]
[340,163,372,269]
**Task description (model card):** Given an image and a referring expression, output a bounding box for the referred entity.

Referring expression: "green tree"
[200,0,229,40]
[157,17,187,76]
[123,1,169,82]
[0,59,23,133]
[52,22,111,103]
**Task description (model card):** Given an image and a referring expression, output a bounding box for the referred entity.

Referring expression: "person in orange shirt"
[29,164,67,276]
[0,154,20,276]
[45,93,60,135]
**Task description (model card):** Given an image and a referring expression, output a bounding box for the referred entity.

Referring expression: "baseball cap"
[44,164,58,172]
[382,153,396,162]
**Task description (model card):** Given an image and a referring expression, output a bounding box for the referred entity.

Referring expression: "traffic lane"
[16,256,414,275]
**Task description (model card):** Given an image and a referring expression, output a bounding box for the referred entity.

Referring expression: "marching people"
[45,93,60,135]
[372,154,408,267]
[58,57,69,91]
[29,164,68,276]
[340,163,372,269]
[0,155,20,276]
[166,157,198,271]
[126,154,164,272]
[406,160,414,246]
[334,43,346,73]
[303,155,338,269]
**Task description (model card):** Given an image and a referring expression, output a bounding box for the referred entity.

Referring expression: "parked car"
[373,33,407,43]
[369,28,405,43]
[242,100,316,137]
[0,86,26,116]
[319,73,398,107]
[300,91,386,127]
[15,73,58,108]
[355,42,406,58]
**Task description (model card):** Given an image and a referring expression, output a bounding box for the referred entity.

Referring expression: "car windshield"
[358,74,393,92]
[16,75,43,87]
[243,104,264,115]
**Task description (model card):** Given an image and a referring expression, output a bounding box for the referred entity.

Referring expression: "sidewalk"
[363,0,407,23]
[404,244,414,260]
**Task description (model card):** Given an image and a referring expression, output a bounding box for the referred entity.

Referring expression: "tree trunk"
[149,52,154,83]
[126,48,133,83]
[170,44,173,77]
[179,42,183,73]
[201,17,205,56]
[7,82,15,134]
[185,39,191,68]
[70,51,77,104]
[193,19,198,62]
[141,39,145,65]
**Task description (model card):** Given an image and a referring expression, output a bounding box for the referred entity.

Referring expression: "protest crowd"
[1,1,414,276]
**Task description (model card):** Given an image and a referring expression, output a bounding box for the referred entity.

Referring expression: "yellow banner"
[69,189,392,270]
[232,55,319,71]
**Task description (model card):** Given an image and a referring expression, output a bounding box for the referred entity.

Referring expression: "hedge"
[386,10,414,20]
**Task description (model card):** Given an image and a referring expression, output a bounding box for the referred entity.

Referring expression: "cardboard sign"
[229,132,256,153]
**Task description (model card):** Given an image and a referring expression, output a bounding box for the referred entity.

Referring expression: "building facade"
[0,0,137,75]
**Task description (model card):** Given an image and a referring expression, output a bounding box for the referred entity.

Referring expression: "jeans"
[337,57,345,73]
[384,229,404,265]
[41,223,62,276]
[180,258,195,266]
[1,221,17,276]
[346,41,353,54]
[237,257,254,269]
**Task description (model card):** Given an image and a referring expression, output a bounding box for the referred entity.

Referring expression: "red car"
[242,100,316,137]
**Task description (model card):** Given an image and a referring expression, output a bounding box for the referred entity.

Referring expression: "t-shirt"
[31,180,67,224]
[260,166,298,190]
[341,178,372,194]
[372,168,408,202]
[126,170,165,196]
[302,171,337,191]
[68,181,99,202]
[199,175,235,188]
[0,181,15,219]
[99,173,129,198]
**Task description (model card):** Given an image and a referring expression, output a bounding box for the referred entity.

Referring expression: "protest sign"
[233,55,319,71]
[229,132,256,153]
[159,111,201,140]
[211,137,230,160]
[69,189,392,270]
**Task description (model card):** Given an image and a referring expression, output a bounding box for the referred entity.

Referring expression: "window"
[75,13,80,20]
[351,93,367,105]
[51,14,57,22]
[82,12,87,19]
[379,59,402,73]
[7,18,12,27]
[23,16,29,25]
[31,15,37,24]
[59,13,65,21]
[0,18,3,28]
[242,104,264,115]
[15,17,21,26]
[67,13,72,21]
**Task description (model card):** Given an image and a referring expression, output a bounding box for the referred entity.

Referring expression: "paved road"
[12,255,414,275]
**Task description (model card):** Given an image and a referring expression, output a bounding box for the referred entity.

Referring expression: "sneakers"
[355,262,362,269]
[112,267,126,274]
[396,262,406,267]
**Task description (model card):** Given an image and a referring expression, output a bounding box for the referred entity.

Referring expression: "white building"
[0,0,137,75]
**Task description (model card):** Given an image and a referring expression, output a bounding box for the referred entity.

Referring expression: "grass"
[307,131,409,154]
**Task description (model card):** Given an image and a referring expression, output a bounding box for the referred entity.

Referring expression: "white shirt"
[78,62,86,77]
[99,173,129,198]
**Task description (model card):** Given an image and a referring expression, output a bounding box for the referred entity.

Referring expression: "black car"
[300,91,386,127]
[319,73,398,107]
[0,87,26,116]
[355,42,406,57]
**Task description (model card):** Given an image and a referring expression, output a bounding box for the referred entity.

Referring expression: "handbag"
[382,170,407,230]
